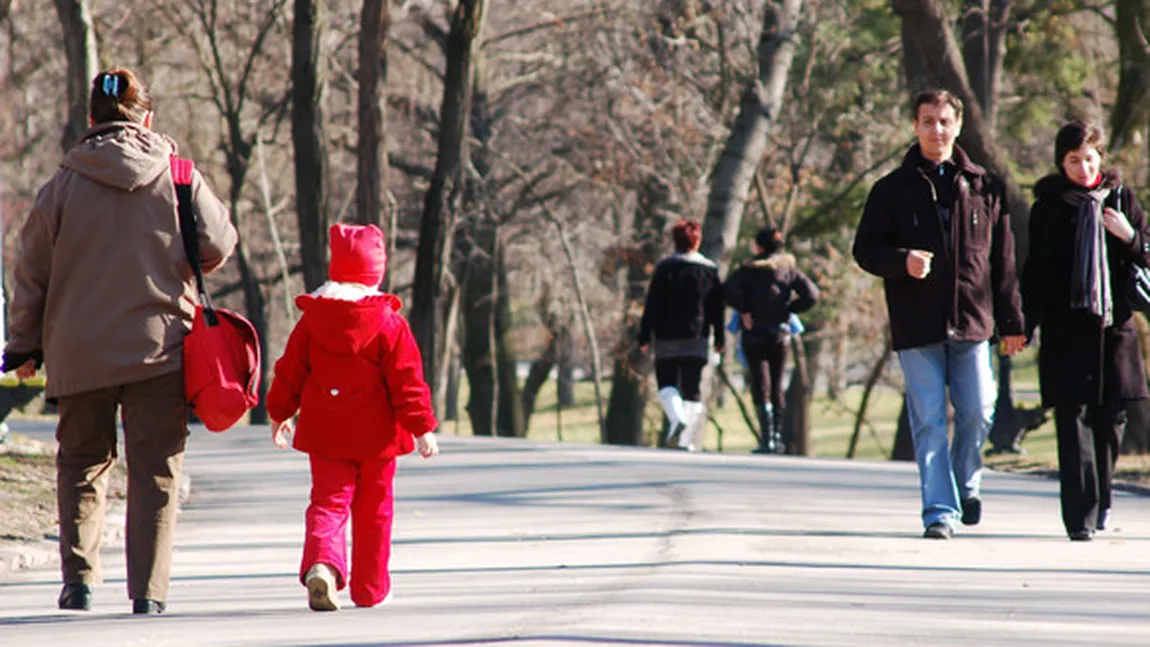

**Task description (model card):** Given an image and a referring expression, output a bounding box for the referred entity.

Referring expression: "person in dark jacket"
[852,89,1026,540]
[638,219,725,451]
[1020,121,1150,541]
[724,227,819,454]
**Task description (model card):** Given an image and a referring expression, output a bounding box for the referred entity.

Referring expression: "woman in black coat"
[638,219,725,451]
[1021,121,1150,541]
[723,227,818,454]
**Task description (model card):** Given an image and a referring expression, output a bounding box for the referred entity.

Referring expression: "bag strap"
[171,156,218,326]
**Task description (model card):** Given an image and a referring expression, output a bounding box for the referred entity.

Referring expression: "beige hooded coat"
[8,122,237,398]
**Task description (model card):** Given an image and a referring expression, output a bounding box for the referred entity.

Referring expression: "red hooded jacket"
[266,288,437,461]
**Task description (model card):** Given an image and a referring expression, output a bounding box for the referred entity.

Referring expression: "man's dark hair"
[912,89,964,122]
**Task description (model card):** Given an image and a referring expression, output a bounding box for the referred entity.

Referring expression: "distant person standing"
[5,69,237,613]
[638,219,725,451]
[852,89,1026,540]
[723,227,818,454]
[1021,121,1150,541]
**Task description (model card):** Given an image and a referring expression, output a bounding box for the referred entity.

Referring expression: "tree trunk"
[460,223,497,437]
[961,0,1010,130]
[891,397,915,461]
[783,333,814,456]
[493,241,525,437]
[1111,0,1150,152]
[893,0,1030,261]
[355,0,390,251]
[604,176,679,445]
[410,0,486,397]
[700,0,803,273]
[522,329,561,430]
[54,0,99,152]
[292,0,329,292]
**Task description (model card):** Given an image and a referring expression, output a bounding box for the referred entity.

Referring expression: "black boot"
[773,411,787,455]
[751,407,775,454]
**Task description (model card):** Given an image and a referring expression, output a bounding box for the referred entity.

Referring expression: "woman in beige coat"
[4,69,237,614]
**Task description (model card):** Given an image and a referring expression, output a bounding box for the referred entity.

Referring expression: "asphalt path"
[2,420,1150,646]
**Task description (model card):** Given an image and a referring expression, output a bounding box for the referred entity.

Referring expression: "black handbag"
[1117,185,1150,313]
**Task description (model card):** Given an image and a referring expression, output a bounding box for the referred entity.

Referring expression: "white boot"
[657,386,687,444]
[678,401,706,451]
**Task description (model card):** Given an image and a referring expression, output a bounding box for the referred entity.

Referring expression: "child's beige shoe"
[305,563,340,611]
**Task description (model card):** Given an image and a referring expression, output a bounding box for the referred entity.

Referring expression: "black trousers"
[1053,402,1126,534]
[743,333,788,414]
[655,357,707,401]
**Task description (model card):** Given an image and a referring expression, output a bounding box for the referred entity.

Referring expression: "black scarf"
[1062,185,1112,325]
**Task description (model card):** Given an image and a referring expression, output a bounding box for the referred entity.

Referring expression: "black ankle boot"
[751,407,775,454]
[132,599,166,615]
[58,583,92,611]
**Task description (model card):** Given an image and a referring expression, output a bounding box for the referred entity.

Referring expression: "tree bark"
[961,0,1010,130]
[891,397,915,461]
[292,0,329,292]
[1111,0,1150,152]
[355,0,390,268]
[605,177,679,446]
[700,0,803,274]
[493,241,525,437]
[410,0,486,397]
[54,0,99,152]
[893,0,1031,261]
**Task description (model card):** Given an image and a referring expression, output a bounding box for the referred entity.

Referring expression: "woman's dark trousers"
[1053,402,1125,535]
[743,333,787,453]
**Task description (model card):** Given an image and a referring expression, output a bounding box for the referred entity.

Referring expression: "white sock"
[657,386,686,428]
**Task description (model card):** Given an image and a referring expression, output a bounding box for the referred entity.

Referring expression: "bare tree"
[700,0,803,274]
[292,0,328,291]
[1111,0,1150,152]
[355,0,391,283]
[410,0,487,406]
[53,0,98,151]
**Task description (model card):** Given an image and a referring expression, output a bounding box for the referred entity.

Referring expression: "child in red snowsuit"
[267,223,439,611]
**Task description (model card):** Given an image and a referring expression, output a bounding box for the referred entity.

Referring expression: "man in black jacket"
[852,89,1026,540]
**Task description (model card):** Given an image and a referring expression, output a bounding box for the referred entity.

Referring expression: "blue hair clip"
[102,74,120,98]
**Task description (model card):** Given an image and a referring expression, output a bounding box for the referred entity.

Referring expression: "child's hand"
[271,418,294,449]
[416,432,439,458]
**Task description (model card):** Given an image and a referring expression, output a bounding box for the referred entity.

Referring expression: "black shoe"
[923,523,952,539]
[960,497,982,526]
[1097,509,1110,531]
[132,599,166,615]
[58,583,92,611]
[666,422,686,446]
[1069,529,1094,542]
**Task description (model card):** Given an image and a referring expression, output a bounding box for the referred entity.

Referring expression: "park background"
[4,0,1150,478]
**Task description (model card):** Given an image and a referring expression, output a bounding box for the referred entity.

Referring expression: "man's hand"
[1000,335,1027,357]
[271,419,294,449]
[906,250,934,279]
[416,432,439,458]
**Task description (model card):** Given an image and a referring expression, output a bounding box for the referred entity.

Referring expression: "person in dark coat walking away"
[6,69,237,615]
[852,89,1027,540]
[638,219,725,451]
[724,227,819,454]
[1020,121,1150,541]
[267,224,440,610]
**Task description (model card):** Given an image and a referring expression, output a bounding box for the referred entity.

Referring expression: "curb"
[0,473,191,581]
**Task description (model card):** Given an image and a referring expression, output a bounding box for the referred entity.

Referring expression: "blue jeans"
[898,340,996,529]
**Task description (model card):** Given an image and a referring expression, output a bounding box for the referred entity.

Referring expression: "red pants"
[300,454,396,606]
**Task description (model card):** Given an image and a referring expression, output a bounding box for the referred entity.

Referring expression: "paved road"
[2,420,1150,647]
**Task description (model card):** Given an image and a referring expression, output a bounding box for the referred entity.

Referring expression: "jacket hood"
[295,282,403,354]
[899,142,985,178]
[1033,168,1122,200]
[60,122,176,191]
[747,252,796,270]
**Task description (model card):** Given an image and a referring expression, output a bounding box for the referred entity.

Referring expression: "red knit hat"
[329,223,386,286]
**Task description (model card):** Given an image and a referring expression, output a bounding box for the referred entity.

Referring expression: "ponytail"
[89,69,152,125]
